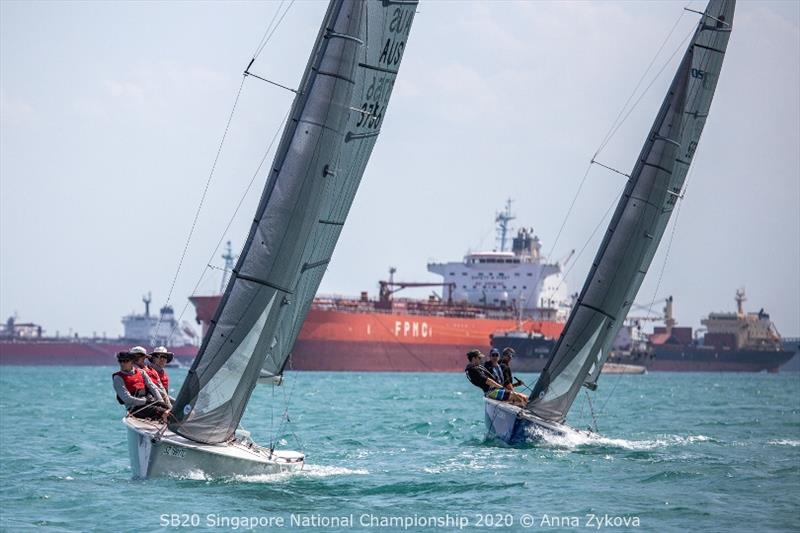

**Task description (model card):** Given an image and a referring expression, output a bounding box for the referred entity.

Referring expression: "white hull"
[603,363,647,374]
[484,398,592,444]
[123,417,304,479]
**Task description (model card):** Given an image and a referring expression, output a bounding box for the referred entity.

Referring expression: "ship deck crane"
[377,278,456,310]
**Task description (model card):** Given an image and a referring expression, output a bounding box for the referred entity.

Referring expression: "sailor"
[483,348,506,384]
[147,346,174,403]
[464,349,526,406]
[112,351,170,421]
[500,347,528,402]
[130,346,171,409]
[500,347,525,391]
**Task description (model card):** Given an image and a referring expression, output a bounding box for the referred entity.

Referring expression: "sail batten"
[527,0,735,422]
[170,0,417,444]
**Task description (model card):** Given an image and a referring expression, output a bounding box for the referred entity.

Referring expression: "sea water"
[0,367,798,532]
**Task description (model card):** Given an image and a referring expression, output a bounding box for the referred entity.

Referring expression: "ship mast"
[495,199,515,252]
[219,240,238,294]
[142,292,152,317]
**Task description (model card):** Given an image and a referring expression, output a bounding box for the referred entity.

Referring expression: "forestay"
[170,0,417,444]
[527,0,735,423]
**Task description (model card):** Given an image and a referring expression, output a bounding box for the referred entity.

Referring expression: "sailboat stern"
[123,417,304,479]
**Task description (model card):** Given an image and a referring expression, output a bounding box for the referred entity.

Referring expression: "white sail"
[527,0,735,423]
[170,0,417,444]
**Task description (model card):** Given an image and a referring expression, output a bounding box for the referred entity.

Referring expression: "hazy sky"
[1,0,798,339]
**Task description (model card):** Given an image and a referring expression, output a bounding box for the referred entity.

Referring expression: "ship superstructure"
[428,228,569,321]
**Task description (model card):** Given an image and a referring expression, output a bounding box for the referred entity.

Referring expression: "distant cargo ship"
[648,291,795,372]
[0,294,199,365]
[191,204,572,372]
[489,290,794,374]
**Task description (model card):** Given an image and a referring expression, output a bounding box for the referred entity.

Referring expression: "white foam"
[768,439,800,447]
[231,464,369,483]
[531,426,716,451]
[172,463,368,483]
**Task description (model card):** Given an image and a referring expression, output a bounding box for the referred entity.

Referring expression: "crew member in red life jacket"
[112,351,170,421]
[130,346,172,409]
[147,346,174,403]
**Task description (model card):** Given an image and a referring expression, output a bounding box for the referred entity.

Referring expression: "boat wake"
[529,425,716,451]
[172,464,368,483]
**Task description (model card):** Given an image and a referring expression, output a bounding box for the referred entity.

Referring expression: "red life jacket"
[154,367,169,391]
[113,368,145,404]
[141,365,163,388]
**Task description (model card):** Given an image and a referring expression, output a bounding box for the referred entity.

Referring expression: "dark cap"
[502,347,515,357]
[489,348,500,357]
[116,351,136,362]
[466,349,484,360]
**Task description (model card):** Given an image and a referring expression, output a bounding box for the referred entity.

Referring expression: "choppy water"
[1,367,798,532]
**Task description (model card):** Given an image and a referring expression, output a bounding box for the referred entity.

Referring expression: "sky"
[1,0,798,339]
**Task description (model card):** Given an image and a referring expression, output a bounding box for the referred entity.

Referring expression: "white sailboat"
[486,0,735,445]
[123,0,417,478]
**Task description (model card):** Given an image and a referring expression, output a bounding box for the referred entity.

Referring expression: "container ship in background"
[493,290,796,373]
[191,205,572,372]
[648,290,795,372]
[0,294,199,365]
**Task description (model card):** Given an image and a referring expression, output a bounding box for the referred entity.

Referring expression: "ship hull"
[651,345,794,373]
[0,341,197,365]
[288,308,562,372]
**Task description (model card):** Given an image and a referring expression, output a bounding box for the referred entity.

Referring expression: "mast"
[170,0,418,444]
[219,241,237,294]
[526,0,735,423]
[495,199,515,252]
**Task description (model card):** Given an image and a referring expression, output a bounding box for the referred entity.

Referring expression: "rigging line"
[594,9,688,158]
[554,190,622,293]
[646,164,696,319]
[531,162,593,298]
[595,26,695,160]
[252,0,285,60]
[166,107,293,344]
[254,0,297,60]
[153,76,247,346]
[584,389,599,433]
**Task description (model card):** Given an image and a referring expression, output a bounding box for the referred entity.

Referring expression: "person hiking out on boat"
[499,347,528,402]
[112,351,171,422]
[465,350,526,406]
[147,346,174,403]
[130,346,171,409]
[483,348,505,384]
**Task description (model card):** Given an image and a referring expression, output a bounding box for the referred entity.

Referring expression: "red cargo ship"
[190,206,571,372]
[191,294,564,372]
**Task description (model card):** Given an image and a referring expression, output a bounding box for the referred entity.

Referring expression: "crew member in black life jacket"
[483,348,505,384]
[147,346,174,403]
[464,349,526,406]
[112,351,171,421]
[499,347,528,402]
[130,346,171,409]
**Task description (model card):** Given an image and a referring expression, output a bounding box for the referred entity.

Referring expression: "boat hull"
[651,345,794,373]
[484,399,577,445]
[123,418,304,479]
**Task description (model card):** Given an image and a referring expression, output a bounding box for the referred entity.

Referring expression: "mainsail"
[527,0,735,423]
[171,0,417,444]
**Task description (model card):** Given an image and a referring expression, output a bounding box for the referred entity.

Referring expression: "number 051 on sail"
[486,0,735,445]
